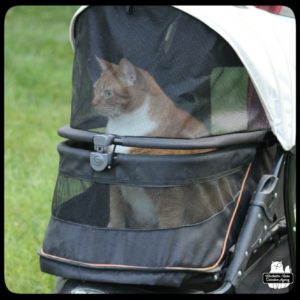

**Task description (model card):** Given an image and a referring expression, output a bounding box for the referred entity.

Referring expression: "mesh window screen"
[71,6,269,137]
[53,166,246,230]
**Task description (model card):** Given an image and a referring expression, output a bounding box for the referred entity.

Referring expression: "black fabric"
[43,200,234,269]
[41,255,211,288]
[53,183,109,227]
[70,6,269,135]
[57,141,256,186]
[52,174,244,229]
[51,143,255,231]
[54,277,222,294]
[72,6,227,128]
[40,146,283,288]
[42,238,291,292]
[40,142,278,287]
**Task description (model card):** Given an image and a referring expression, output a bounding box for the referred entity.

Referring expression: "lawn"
[4,6,80,293]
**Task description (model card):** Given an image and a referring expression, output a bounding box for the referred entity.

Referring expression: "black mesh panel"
[70,6,269,135]
[52,166,247,230]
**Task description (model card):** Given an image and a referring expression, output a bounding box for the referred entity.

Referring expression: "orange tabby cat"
[92,58,218,228]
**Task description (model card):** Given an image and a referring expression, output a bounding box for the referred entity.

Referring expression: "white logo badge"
[263,261,293,289]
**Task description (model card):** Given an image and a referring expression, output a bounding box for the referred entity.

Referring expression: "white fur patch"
[121,186,157,225]
[106,96,156,154]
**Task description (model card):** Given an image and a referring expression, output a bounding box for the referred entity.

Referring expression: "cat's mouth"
[92,103,121,118]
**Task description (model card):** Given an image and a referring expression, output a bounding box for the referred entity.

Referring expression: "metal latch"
[90,134,114,172]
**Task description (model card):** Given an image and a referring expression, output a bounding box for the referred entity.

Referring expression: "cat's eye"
[103,89,113,98]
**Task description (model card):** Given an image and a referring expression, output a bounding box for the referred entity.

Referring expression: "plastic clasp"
[90,152,112,172]
[93,134,114,152]
[90,134,114,171]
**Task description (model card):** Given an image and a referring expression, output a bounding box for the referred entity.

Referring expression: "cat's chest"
[106,98,157,154]
[120,186,158,226]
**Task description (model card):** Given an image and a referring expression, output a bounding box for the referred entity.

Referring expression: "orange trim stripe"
[40,163,252,272]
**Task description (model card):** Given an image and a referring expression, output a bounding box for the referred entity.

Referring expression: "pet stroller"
[39,6,295,294]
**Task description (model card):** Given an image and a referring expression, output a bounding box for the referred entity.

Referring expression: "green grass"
[4,6,80,293]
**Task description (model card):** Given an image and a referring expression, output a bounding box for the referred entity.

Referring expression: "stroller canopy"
[70,5,295,151]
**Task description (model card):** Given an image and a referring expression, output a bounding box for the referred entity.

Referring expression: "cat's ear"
[119,58,137,86]
[96,56,111,71]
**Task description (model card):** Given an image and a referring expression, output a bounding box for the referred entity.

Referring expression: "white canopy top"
[69,6,295,151]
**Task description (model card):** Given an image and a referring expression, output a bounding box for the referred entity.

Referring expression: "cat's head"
[92,57,140,118]
[271,261,284,271]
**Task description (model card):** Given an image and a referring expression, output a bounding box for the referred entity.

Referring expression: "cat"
[92,57,221,229]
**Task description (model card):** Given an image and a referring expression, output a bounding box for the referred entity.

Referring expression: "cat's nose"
[91,98,98,106]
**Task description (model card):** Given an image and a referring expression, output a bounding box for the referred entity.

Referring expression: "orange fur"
[129,147,215,155]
